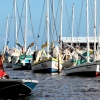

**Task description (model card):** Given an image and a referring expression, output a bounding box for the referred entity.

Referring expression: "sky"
[0,0,100,50]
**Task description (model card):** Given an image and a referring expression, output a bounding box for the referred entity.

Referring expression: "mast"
[97,26,100,57]
[24,0,28,51]
[98,27,100,54]
[52,0,55,43]
[4,15,9,54]
[46,0,49,57]
[86,0,89,62]
[94,0,96,56]
[60,0,63,50]
[14,0,18,48]
[71,3,74,46]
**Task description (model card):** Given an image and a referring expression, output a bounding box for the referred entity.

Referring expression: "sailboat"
[64,0,100,77]
[12,43,33,70]
[32,44,62,73]
[62,3,75,68]
[12,0,34,70]
[32,0,62,73]
[4,0,21,68]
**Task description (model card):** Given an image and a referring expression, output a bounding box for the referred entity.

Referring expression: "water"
[1,67,100,100]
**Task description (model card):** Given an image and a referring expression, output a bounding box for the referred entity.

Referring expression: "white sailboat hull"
[32,58,62,73]
[12,56,32,70]
[64,62,100,77]
[12,61,32,70]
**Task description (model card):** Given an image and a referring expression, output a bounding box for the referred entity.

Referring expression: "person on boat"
[0,54,9,79]
[20,46,25,55]
[0,54,5,70]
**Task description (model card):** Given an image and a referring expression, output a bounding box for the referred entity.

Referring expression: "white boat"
[64,62,100,77]
[12,54,33,70]
[0,78,38,98]
[12,0,34,70]
[62,48,93,68]
[64,0,100,77]
[32,57,62,73]
[4,48,20,68]
[11,43,34,70]
[32,0,63,73]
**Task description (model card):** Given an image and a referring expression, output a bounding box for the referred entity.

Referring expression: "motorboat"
[0,78,38,98]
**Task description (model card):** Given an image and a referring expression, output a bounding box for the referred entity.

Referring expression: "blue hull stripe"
[24,82,37,90]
